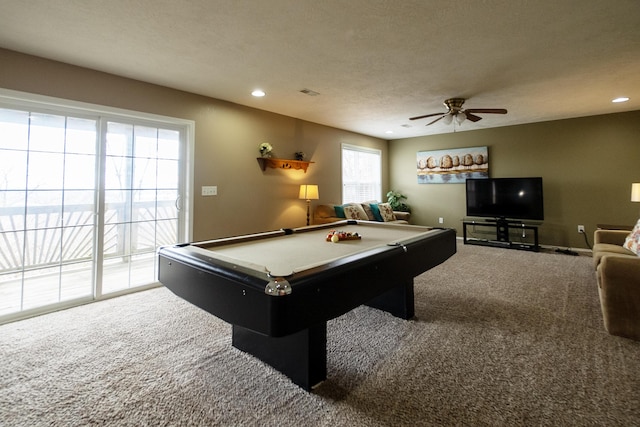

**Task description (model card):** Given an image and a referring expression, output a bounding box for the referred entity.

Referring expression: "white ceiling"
[1,0,639,139]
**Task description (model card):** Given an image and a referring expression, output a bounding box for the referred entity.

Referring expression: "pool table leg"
[231,323,327,391]
[365,279,415,319]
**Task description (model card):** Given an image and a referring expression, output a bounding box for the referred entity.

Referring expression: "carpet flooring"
[1,242,639,426]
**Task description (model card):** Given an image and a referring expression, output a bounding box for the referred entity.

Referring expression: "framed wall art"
[417,146,489,184]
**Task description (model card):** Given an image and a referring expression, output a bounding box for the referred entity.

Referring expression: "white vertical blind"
[341,144,381,203]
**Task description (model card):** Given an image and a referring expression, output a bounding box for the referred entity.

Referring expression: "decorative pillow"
[378,203,397,222]
[343,203,369,220]
[334,205,346,218]
[368,203,384,222]
[623,219,640,255]
[360,204,377,221]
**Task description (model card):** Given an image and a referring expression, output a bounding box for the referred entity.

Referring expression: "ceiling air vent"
[300,88,320,96]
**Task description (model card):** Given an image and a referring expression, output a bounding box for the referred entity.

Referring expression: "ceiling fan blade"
[409,112,446,121]
[426,115,446,126]
[464,112,482,122]
[465,108,507,114]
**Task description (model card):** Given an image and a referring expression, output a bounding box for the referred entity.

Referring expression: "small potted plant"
[294,151,305,161]
[386,190,411,212]
[259,142,273,158]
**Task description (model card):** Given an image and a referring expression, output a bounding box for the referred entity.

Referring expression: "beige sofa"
[314,202,410,225]
[592,228,640,340]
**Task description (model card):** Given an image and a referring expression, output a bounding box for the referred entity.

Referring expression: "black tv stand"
[462,219,540,252]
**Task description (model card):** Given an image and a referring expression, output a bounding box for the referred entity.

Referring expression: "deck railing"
[0,200,177,274]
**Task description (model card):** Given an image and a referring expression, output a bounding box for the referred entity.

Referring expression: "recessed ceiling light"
[385,130,393,134]
[612,97,629,103]
[251,89,266,97]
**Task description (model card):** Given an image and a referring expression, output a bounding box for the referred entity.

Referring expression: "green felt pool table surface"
[191,221,439,277]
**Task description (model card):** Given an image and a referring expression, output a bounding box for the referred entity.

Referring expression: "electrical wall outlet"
[202,186,217,196]
[438,217,444,224]
[577,225,585,233]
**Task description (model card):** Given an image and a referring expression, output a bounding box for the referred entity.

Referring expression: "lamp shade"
[441,114,453,125]
[631,183,640,202]
[299,184,319,200]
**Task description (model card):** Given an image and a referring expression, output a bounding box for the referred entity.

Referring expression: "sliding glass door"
[101,122,182,294]
[0,101,190,321]
[0,110,98,313]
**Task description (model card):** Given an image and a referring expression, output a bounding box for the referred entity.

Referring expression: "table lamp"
[299,184,319,226]
[631,183,640,217]
[632,183,640,203]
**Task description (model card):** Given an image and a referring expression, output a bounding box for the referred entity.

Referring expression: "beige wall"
[0,48,387,241]
[389,111,640,249]
[3,48,639,249]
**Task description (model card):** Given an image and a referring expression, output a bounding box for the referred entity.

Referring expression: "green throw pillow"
[369,203,384,221]
[334,205,346,218]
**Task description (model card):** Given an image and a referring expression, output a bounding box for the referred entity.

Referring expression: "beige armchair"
[592,229,640,340]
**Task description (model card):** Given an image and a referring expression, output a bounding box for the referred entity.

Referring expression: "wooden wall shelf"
[257,157,314,173]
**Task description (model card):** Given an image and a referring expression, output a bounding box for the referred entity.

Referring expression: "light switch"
[202,186,217,196]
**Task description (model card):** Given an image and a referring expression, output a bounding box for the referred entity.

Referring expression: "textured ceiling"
[1,0,639,139]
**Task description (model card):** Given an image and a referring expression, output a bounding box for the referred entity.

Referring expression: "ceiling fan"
[409,98,507,126]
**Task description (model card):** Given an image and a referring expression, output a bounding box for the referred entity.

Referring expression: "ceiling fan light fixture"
[409,98,507,127]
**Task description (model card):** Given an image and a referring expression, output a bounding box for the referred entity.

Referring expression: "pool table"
[158,220,456,390]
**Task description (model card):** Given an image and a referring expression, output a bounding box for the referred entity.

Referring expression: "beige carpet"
[1,243,639,426]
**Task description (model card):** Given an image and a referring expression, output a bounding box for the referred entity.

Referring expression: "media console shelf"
[462,219,540,252]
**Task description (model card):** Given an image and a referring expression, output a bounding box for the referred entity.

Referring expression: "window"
[341,144,381,203]
[0,91,193,322]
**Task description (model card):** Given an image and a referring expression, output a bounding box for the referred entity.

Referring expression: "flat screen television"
[466,177,544,221]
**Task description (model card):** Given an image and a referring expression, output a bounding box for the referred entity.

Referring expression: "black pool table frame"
[158,221,456,390]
